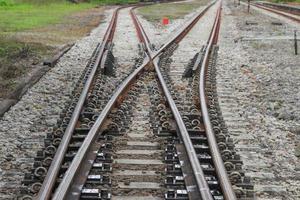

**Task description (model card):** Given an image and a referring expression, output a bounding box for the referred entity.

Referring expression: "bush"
[0,47,4,56]
[0,61,25,79]
[0,0,8,6]
[0,0,16,6]
[10,44,33,59]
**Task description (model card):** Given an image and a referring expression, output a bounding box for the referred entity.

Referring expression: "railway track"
[249,2,300,23]
[257,2,300,16]
[20,1,253,199]
[20,7,144,200]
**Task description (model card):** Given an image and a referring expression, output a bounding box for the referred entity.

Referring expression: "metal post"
[248,0,250,13]
[295,30,298,55]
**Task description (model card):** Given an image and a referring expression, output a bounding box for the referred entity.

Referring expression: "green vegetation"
[250,41,271,50]
[0,37,54,97]
[0,37,52,58]
[137,0,210,22]
[0,1,96,32]
[0,0,140,32]
[92,0,138,5]
[1,0,64,5]
[0,0,87,97]
[0,0,138,98]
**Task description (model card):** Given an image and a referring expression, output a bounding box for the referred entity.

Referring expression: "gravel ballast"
[1,1,299,199]
[168,3,218,81]
[137,2,212,49]
[216,1,300,199]
[137,1,219,111]
[0,9,113,199]
[113,7,140,75]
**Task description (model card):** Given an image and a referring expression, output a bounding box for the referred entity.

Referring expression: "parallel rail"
[256,2,300,16]
[51,2,216,198]
[130,6,213,200]
[132,1,236,200]
[36,7,122,200]
[198,3,237,200]
[36,1,237,199]
[250,2,300,23]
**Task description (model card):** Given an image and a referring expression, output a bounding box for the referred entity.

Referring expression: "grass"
[0,1,96,32]
[0,37,55,97]
[0,0,137,98]
[250,41,271,50]
[0,0,96,97]
[0,0,141,32]
[0,37,52,58]
[137,0,210,23]
[92,0,138,5]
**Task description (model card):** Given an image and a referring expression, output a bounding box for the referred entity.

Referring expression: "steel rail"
[35,7,122,200]
[130,0,216,57]
[199,2,237,200]
[250,2,300,23]
[257,2,300,16]
[130,7,214,200]
[51,2,217,199]
[153,0,216,59]
[130,7,154,58]
[153,58,213,200]
[52,57,151,200]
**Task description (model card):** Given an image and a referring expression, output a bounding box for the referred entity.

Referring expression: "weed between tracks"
[0,38,55,98]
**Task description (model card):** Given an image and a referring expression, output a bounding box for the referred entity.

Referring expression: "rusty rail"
[130,6,153,58]
[250,2,300,23]
[257,2,300,16]
[199,2,237,200]
[153,0,216,58]
[35,7,122,200]
[49,1,218,199]
[153,58,213,199]
[133,1,237,199]
[130,6,214,200]
[52,58,151,200]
